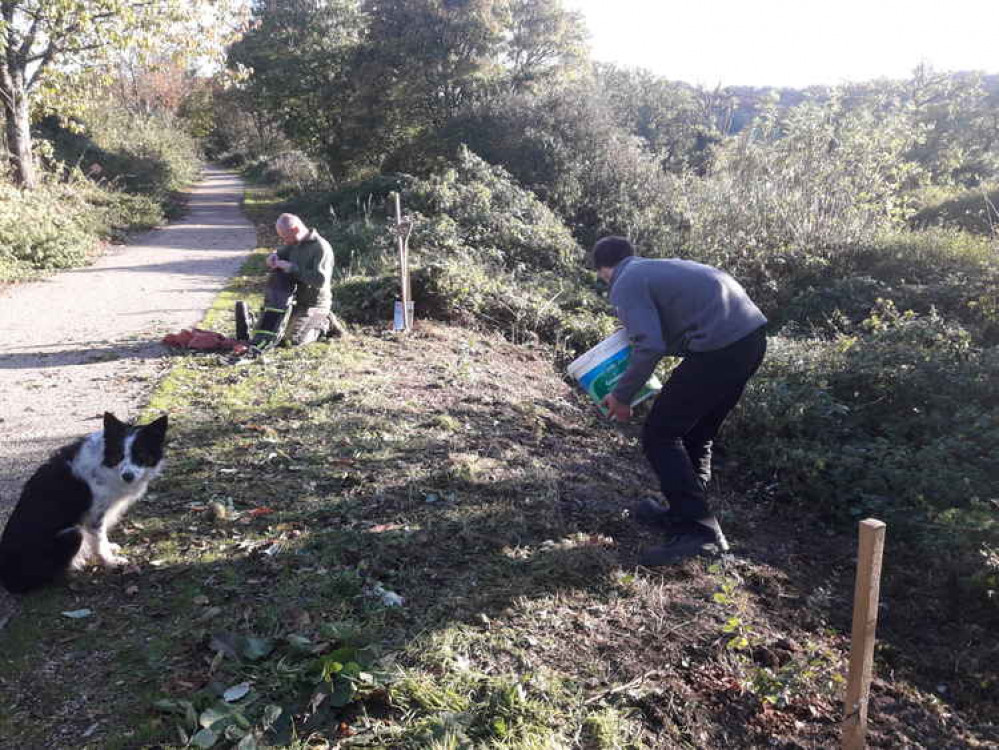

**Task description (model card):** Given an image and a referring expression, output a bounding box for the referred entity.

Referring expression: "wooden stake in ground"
[841,518,887,750]
[391,191,413,331]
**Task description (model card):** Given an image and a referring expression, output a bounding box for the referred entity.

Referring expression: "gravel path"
[0,166,256,517]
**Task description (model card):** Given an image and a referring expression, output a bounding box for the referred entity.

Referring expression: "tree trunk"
[0,63,36,189]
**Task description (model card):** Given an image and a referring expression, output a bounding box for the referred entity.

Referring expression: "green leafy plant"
[153,623,386,749]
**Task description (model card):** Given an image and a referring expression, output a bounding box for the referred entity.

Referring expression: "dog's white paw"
[100,552,128,567]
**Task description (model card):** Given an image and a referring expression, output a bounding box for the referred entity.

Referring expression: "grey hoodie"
[608,256,767,402]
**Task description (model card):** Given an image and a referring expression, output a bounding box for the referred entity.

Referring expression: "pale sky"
[563,0,999,88]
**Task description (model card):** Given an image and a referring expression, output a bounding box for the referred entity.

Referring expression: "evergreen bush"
[728,305,998,577]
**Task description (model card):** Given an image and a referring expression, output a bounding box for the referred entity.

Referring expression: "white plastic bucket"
[567,329,662,413]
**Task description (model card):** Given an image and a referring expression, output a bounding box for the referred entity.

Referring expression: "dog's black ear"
[104,412,127,432]
[144,415,169,441]
[102,412,128,467]
[132,415,168,466]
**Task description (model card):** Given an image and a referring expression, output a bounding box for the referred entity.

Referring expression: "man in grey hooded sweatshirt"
[592,236,767,565]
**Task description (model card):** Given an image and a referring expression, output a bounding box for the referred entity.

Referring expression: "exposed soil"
[0,186,995,748]
[2,318,994,748]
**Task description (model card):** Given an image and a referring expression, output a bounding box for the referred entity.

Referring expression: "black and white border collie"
[0,412,168,594]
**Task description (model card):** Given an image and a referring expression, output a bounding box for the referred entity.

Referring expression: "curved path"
[0,166,256,516]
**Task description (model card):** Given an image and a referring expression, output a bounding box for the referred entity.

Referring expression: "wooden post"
[392,191,412,331]
[841,518,886,750]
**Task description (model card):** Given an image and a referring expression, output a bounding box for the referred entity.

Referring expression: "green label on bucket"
[577,348,660,413]
[579,348,628,399]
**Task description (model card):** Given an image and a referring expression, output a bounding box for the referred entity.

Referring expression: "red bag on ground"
[162,328,249,355]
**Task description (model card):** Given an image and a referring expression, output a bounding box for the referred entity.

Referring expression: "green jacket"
[276,230,334,308]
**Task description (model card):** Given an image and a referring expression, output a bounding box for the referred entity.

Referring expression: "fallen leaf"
[369,523,404,533]
[191,727,218,748]
[196,606,223,623]
[261,704,282,729]
[242,636,275,661]
[61,609,93,619]
[369,583,405,607]
[247,507,275,517]
[209,632,242,660]
[223,682,252,702]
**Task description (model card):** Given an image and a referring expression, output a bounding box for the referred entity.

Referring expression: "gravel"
[0,166,256,518]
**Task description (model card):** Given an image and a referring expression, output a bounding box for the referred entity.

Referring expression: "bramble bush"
[911,184,999,235]
[42,106,200,211]
[242,149,322,193]
[726,302,998,598]
[282,147,618,357]
[0,182,95,279]
[404,146,582,273]
[775,229,999,343]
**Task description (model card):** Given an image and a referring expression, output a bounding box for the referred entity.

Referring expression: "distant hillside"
[691,70,999,134]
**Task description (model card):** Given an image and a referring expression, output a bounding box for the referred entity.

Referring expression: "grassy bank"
[1,234,995,747]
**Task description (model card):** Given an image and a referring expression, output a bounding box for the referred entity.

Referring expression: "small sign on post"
[841,518,887,750]
[391,191,413,332]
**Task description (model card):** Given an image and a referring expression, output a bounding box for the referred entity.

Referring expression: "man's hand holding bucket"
[601,393,632,422]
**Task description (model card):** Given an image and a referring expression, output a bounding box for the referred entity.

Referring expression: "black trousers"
[642,326,767,530]
[253,271,330,348]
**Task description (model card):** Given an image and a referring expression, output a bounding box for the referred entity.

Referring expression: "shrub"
[727,305,998,605]
[41,107,200,204]
[779,276,889,336]
[278,148,616,356]
[417,258,617,353]
[0,177,165,281]
[728,304,998,538]
[0,183,94,278]
[243,150,322,192]
[432,85,687,253]
[1,104,204,280]
[910,185,999,235]
[286,174,411,228]
[398,148,616,354]
[404,146,583,273]
[775,229,999,344]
